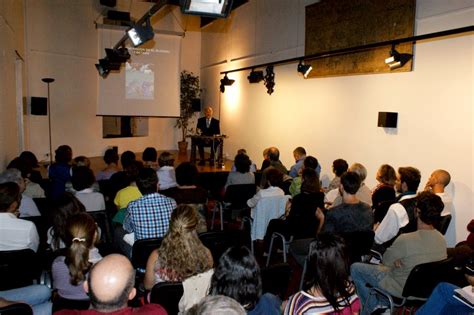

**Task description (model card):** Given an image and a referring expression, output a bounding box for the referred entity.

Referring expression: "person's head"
[7,157,32,179]
[397,167,421,193]
[340,171,361,195]
[19,151,39,168]
[73,156,91,168]
[293,147,306,161]
[348,163,367,183]
[136,167,158,195]
[303,156,319,171]
[210,246,261,310]
[64,213,97,285]
[237,149,247,155]
[301,168,321,194]
[0,168,25,192]
[303,233,351,312]
[415,191,444,226]
[262,148,270,160]
[426,169,451,191]
[55,145,73,164]
[142,147,157,163]
[176,162,199,186]
[234,153,251,174]
[157,205,213,280]
[158,151,175,167]
[51,192,86,249]
[120,151,136,169]
[332,159,349,177]
[103,149,119,166]
[0,182,21,215]
[189,295,246,315]
[204,106,213,119]
[86,254,136,312]
[71,166,95,191]
[124,160,143,185]
[265,168,283,188]
[267,147,280,162]
[376,164,397,186]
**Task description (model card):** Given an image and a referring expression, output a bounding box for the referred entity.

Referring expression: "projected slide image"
[125,62,155,100]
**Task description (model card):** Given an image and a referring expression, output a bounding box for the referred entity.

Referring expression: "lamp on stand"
[42,78,55,165]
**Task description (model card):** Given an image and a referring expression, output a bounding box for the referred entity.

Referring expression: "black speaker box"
[378,112,398,128]
[191,98,201,112]
[31,97,47,115]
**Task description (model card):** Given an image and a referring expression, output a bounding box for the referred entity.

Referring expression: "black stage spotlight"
[127,18,154,47]
[247,69,264,83]
[264,66,275,95]
[95,61,110,78]
[385,45,413,70]
[181,0,234,18]
[220,73,235,93]
[95,57,123,78]
[297,60,312,78]
[105,47,131,63]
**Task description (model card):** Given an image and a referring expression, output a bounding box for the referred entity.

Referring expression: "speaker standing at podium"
[196,106,220,166]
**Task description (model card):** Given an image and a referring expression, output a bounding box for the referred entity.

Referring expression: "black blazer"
[197,117,220,136]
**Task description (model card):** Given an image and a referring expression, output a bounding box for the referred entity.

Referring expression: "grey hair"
[349,163,367,183]
[0,169,23,186]
[186,295,246,315]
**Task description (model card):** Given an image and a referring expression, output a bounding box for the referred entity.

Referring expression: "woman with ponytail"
[52,213,102,312]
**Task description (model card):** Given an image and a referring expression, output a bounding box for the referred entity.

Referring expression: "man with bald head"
[55,254,166,314]
[425,169,452,216]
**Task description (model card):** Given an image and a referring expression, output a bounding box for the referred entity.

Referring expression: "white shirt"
[0,213,39,252]
[19,194,41,217]
[374,194,417,244]
[157,166,177,190]
[247,186,284,208]
[75,188,106,212]
[436,192,453,216]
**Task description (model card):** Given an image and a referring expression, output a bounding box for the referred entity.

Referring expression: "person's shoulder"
[132,304,167,314]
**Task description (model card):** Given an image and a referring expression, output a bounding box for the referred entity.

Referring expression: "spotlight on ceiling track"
[385,44,413,70]
[264,66,275,95]
[127,18,154,47]
[105,47,131,63]
[247,69,264,83]
[180,0,234,18]
[95,57,122,78]
[297,60,312,78]
[220,73,235,93]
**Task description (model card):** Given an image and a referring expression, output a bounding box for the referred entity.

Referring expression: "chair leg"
[210,204,216,230]
[266,235,275,267]
[219,203,224,231]
[299,258,307,291]
[282,240,287,263]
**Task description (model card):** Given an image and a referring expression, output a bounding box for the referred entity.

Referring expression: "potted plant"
[175,70,200,154]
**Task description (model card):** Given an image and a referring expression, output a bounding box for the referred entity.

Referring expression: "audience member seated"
[162,162,207,206]
[209,246,281,314]
[289,156,319,197]
[144,205,213,311]
[351,191,446,315]
[0,182,39,252]
[259,147,289,187]
[19,151,43,185]
[95,149,119,181]
[0,168,40,217]
[284,234,360,314]
[7,157,45,198]
[0,284,52,315]
[374,166,421,247]
[424,169,453,216]
[142,147,158,170]
[248,168,285,209]
[72,166,105,212]
[52,213,102,311]
[123,168,176,243]
[72,156,91,168]
[55,254,166,315]
[264,168,324,248]
[332,163,372,207]
[230,149,257,173]
[187,295,246,315]
[371,164,397,210]
[225,152,255,190]
[326,158,348,191]
[156,151,177,191]
[260,147,271,171]
[49,145,73,199]
[289,146,307,178]
[112,161,142,225]
[108,151,137,198]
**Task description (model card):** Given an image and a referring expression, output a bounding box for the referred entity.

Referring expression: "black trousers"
[197,138,220,161]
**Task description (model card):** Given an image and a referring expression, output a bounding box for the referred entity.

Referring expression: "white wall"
[24,0,201,161]
[201,0,474,246]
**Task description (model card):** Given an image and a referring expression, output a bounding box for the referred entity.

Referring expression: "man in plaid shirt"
[124,168,176,241]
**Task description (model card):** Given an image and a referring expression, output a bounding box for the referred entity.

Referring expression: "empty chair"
[199,231,239,262]
[149,282,184,315]
[131,237,163,273]
[436,214,452,235]
[212,184,257,230]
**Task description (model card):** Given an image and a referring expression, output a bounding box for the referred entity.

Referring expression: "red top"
[54,304,167,315]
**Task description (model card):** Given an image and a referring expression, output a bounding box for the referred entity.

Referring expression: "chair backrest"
[251,195,291,240]
[149,282,184,315]
[436,214,452,235]
[0,249,39,290]
[0,303,33,315]
[199,231,240,262]
[402,257,455,299]
[32,198,52,217]
[88,210,112,243]
[131,237,163,271]
[261,263,292,299]
[340,230,375,264]
[224,184,257,208]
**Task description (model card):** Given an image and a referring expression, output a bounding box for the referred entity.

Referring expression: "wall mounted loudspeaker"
[31,97,47,115]
[378,112,398,128]
[191,98,201,112]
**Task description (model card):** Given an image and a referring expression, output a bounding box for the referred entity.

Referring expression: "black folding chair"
[131,237,163,273]
[0,249,40,290]
[0,303,33,315]
[149,282,184,315]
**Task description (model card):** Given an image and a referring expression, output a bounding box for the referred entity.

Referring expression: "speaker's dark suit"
[196,117,220,162]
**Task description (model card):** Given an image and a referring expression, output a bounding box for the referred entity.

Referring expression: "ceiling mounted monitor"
[180,0,233,18]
